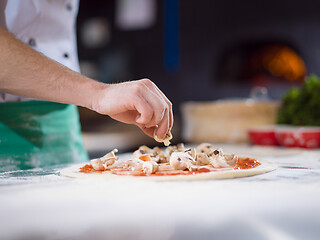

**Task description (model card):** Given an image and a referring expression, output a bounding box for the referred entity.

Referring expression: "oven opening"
[217,41,307,98]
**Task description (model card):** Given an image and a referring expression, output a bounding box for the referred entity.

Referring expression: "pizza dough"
[60,156,277,181]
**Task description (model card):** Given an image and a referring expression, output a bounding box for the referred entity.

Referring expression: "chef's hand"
[0,27,173,138]
[93,79,173,140]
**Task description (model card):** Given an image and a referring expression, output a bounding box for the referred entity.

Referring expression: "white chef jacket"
[0,0,80,102]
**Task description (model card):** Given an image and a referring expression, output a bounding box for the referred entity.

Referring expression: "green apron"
[0,100,88,172]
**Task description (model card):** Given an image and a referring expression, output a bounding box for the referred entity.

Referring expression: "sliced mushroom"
[213,148,224,156]
[209,149,238,168]
[195,152,211,165]
[223,153,238,166]
[91,149,119,171]
[108,159,143,171]
[196,143,214,155]
[210,155,231,168]
[133,145,166,163]
[100,149,118,160]
[131,160,144,172]
[186,148,197,159]
[163,133,172,147]
[152,147,167,163]
[211,149,220,156]
[165,143,185,158]
[133,145,152,160]
[169,152,198,171]
[142,161,159,174]
[90,158,106,171]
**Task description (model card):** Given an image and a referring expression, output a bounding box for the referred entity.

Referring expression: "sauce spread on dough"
[80,164,104,173]
[234,157,261,170]
[79,164,92,173]
[80,164,212,176]
[79,157,261,176]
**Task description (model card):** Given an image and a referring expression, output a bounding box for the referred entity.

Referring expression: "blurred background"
[76,0,320,157]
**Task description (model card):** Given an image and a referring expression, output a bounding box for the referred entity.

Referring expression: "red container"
[248,126,278,146]
[276,126,320,149]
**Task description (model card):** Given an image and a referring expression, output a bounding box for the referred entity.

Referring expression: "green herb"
[277,74,320,126]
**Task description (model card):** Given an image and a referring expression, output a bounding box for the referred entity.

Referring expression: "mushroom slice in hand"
[142,161,159,174]
[169,152,198,171]
[154,129,172,147]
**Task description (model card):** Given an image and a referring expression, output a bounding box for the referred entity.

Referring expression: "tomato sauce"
[79,164,105,173]
[79,164,93,173]
[234,157,261,170]
[139,155,152,161]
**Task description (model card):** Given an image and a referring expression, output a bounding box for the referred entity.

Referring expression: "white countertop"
[0,145,320,240]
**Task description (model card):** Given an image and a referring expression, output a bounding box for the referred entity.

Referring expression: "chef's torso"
[0,0,80,102]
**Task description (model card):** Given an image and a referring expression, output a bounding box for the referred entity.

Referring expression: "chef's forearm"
[0,27,102,110]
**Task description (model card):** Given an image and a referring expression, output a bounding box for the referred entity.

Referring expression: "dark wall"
[77,0,320,112]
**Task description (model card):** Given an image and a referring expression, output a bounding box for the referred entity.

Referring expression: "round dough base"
[60,159,277,181]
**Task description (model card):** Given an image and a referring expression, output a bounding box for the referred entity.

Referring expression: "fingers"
[138,79,174,137]
[138,83,167,128]
[138,125,157,139]
[153,84,173,132]
[154,108,170,140]
[104,78,173,140]
[147,80,174,131]
[133,79,172,135]
[132,94,154,125]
